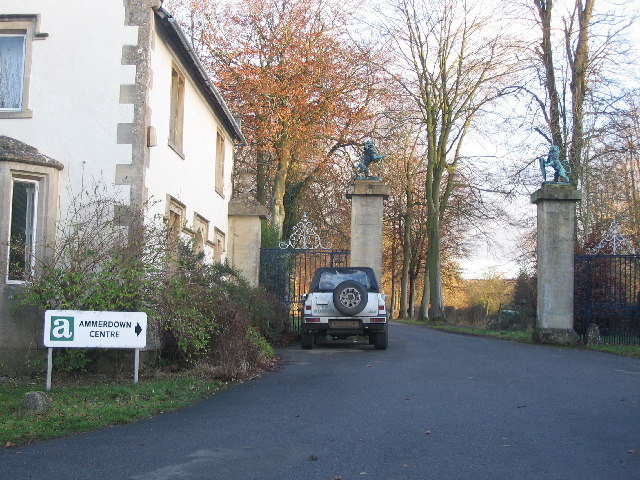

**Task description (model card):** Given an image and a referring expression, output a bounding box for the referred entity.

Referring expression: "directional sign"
[44,311,147,348]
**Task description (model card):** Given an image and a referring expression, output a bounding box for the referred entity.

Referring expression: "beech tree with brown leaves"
[169,0,385,237]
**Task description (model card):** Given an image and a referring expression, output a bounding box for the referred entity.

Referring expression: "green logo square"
[50,316,74,342]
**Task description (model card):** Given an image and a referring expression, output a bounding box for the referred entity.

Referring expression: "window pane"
[169,67,185,150]
[0,35,25,110]
[215,131,225,195]
[8,181,36,281]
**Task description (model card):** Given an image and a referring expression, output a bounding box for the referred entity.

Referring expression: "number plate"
[330,320,360,329]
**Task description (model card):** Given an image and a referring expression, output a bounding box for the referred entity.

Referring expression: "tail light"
[305,317,320,323]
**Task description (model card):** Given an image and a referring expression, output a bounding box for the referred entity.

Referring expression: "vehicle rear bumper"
[301,318,387,336]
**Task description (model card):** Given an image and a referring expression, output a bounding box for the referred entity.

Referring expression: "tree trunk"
[256,146,268,206]
[399,178,413,318]
[535,0,566,159]
[271,137,291,238]
[389,217,399,320]
[419,271,430,322]
[567,0,595,187]
[426,213,445,319]
[409,273,416,318]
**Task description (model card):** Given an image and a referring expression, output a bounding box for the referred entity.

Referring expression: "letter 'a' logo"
[50,316,74,342]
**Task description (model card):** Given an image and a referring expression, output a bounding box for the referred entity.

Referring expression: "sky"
[456,0,640,280]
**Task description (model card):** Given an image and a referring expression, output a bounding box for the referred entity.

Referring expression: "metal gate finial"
[590,220,635,254]
[279,213,326,249]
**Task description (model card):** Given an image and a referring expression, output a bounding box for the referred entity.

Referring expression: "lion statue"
[539,145,570,183]
[354,140,385,179]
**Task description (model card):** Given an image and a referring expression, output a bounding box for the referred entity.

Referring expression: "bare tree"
[380,0,517,320]
[522,0,636,240]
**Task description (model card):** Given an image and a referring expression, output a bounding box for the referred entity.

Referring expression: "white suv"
[300,267,388,349]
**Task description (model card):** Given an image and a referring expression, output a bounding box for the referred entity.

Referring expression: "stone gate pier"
[531,184,582,344]
[228,172,268,287]
[347,179,390,286]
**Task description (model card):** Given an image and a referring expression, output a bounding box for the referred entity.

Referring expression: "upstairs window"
[169,64,185,156]
[215,130,225,196]
[8,179,37,282]
[0,34,25,110]
[0,15,46,118]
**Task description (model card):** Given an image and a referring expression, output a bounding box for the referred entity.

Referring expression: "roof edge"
[153,6,247,146]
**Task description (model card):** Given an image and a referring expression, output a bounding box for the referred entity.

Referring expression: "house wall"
[0,1,144,374]
[0,1,138,208]
[146,24,235,261]
[0,1,240,374]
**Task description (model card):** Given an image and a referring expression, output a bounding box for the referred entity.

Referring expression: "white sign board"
[44,310,147,349]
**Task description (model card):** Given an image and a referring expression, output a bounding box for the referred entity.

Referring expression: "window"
[0,34,25,110]
[215,130,225,196]
[214,228,225,263]
[166,195,185,263]
[7,179,37,282]
[192,213,209,262]
[0,15,46,118]
[169,64,185,156]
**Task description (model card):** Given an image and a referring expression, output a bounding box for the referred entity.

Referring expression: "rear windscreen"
[316,269,373,291]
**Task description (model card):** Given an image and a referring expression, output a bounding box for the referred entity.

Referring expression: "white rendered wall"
[0,1,138,212]
[146,30,234,258]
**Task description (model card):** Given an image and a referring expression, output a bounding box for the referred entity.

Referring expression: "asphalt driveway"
[1,322,639,479]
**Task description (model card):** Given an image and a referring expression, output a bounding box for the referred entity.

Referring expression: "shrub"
[16,183,166,314]
[52,348,91,372]
[261,220,281,248]
[15,182,286,377]
[157,241,286,378]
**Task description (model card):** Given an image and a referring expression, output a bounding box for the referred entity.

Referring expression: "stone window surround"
[1,163,61,285]
[0,14,48,119]
[213,227,225,263]
[192,212,210,258]
[215,129,225,198]
[192,212,210,239]
[165,194,187,233]
[168,62,185,159]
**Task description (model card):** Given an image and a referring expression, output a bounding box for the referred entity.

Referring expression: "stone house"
[0,1,253,373]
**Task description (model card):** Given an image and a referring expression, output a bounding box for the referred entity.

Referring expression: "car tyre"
[300,329,315,349]
[332,280,368,316]
[374,325,388,350]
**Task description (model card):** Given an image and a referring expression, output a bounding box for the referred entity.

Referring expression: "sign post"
[44,311,147,390]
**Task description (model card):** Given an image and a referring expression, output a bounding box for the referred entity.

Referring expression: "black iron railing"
[574,254,640,344]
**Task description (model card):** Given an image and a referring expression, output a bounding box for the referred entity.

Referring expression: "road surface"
[1,323,639,479]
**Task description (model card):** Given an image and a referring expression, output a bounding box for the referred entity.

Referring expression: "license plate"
[330,320,360,329]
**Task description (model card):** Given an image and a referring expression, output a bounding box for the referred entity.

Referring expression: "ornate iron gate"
[574,254,640,344]
[574,222,640,344]
[259,214,349,331]
[260,249,349,332]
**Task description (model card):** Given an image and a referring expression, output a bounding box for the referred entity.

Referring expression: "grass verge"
[392,318,640,358]
[0,374,223,447]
